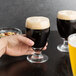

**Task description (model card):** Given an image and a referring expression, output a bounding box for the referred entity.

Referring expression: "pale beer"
[68,34,76,76]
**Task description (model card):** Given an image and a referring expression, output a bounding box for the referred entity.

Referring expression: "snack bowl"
[0,27,22,38]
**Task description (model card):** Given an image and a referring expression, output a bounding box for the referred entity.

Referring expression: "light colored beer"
[68,34,76,76]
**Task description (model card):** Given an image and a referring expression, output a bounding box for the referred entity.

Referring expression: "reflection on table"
[0,55,47,76]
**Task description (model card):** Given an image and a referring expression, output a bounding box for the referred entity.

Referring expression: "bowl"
[0,27,22,38]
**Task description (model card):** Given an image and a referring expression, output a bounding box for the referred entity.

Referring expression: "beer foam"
[25,16,50,30]
[68,34,76,47]
[57,10,76,20]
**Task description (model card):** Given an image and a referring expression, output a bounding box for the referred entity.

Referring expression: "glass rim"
[0,27,22,34]
[68,33,76,47]
[68,33,76,41]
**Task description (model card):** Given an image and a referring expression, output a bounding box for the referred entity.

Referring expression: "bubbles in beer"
[57,10,76,20]
[25,16,50,30]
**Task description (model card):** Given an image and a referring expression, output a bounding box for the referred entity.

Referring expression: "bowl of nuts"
[0,27,22,38]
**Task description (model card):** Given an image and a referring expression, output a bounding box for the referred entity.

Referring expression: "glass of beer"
[68,33,76,76]
[57,10,76,52]
[25,16,50,63]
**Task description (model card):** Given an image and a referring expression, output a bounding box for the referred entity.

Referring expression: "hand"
[0,34,48,57]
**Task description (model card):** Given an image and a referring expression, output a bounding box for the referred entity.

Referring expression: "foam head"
[57,10,76,20]
[25,16,50,30]
[68,34,76,47]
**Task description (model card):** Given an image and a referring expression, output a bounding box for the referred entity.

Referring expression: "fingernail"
[29,40,34,46]
[46,43,48,46]
[43,47,47,50]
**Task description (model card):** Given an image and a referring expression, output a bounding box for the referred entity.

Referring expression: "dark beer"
[57,10,76,40]
[57,18,76,40]
[25,16,50,50]
[26,27,50,48]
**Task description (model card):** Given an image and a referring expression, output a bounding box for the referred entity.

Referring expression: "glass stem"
[31,51,43,59]
[62,39,68,47]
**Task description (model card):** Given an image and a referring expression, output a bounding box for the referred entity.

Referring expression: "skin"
[0,34,48,57]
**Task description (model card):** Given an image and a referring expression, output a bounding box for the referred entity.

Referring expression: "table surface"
[0,31,73,76]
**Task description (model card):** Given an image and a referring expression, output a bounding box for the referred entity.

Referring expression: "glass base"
[57,44,68,52]
[27,54,48,63]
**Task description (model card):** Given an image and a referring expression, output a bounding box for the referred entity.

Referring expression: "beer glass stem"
[63,39,68,47]
[31,51,43,59]
[61,39,68,52]
[27,50,48,63]
[57,39,68,52]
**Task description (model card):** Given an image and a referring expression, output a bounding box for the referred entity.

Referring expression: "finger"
[24,42,48,52]
[27,48,35,55]
[43,43,48,50]
[18,47,34,55]
[43,46,47,50]
[21,34,26,37]
[0,38,7,56]
[17,35,34,46]
[0,48,6,57]
[46,42,48,46]
[6,45,35,56]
